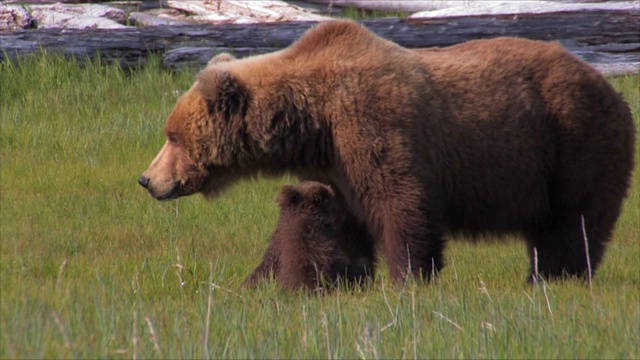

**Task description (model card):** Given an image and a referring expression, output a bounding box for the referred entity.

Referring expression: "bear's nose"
[138,175,150,189]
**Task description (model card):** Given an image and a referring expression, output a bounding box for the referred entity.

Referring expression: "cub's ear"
[208,52,237,66]
[196,69,247,121]
[312,184,335,207]
[277,185,301,208]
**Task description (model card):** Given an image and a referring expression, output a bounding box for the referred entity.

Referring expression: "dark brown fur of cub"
[244,181,375,291]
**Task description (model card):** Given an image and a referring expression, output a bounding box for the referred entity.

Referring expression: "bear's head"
[138,67,251,201]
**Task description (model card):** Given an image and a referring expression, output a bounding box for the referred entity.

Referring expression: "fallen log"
[1,10,638,73]
[162,46,279,70]
[166,0,332,24]
[28,3,129,29]
[409,1,639,18]
[128,12,192,27]
[0,5,34,30]
[161,45,639,76]
[1,3,129,30]
[306,0,638,13]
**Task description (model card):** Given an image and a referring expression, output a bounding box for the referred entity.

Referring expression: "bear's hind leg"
[526,209,614,282]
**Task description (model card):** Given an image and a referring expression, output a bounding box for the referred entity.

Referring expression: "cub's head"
[277,182,336,215]
[276,182,338,247]
[138,67,250,201]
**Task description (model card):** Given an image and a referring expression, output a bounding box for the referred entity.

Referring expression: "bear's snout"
[138,175,150,189]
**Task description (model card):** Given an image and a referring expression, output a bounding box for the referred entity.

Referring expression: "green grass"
[338,6,410,20]
[1,54,638,359]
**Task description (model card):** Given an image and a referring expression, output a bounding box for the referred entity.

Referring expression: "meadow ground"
[0,54,638,359]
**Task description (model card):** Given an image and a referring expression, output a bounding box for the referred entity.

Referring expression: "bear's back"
[415,38,635,236]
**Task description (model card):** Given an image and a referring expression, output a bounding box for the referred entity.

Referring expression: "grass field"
[1,54,638,359]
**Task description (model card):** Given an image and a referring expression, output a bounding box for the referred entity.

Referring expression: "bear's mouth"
[155,182,181,201]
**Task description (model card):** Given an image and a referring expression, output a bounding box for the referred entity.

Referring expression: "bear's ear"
[277,185,301,208]
[312,184,335,208]
[197,70,248,122]
[208,52,236,66]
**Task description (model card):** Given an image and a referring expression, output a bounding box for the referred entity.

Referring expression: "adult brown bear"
[244,181,375,291]
[138,20,635,283]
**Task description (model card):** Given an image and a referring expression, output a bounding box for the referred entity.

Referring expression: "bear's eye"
[168,134,179,145]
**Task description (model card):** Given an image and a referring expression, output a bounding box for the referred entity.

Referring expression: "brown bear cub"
[244,181,376,291]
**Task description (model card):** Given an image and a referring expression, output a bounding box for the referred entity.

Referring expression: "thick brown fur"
[139,20,636,283]
[208,52,236,66]
[244,181,375,291]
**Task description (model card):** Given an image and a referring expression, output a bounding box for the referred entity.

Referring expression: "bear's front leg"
[383,217,444,282]
[375,197,445,282]
[333,134,444,283]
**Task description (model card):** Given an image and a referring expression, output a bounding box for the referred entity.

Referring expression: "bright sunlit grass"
[1,54,638,359]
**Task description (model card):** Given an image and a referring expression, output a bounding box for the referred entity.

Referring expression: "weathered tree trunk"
[1,10,638,73]
[306,0,638,13]
[127,12,192,27]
